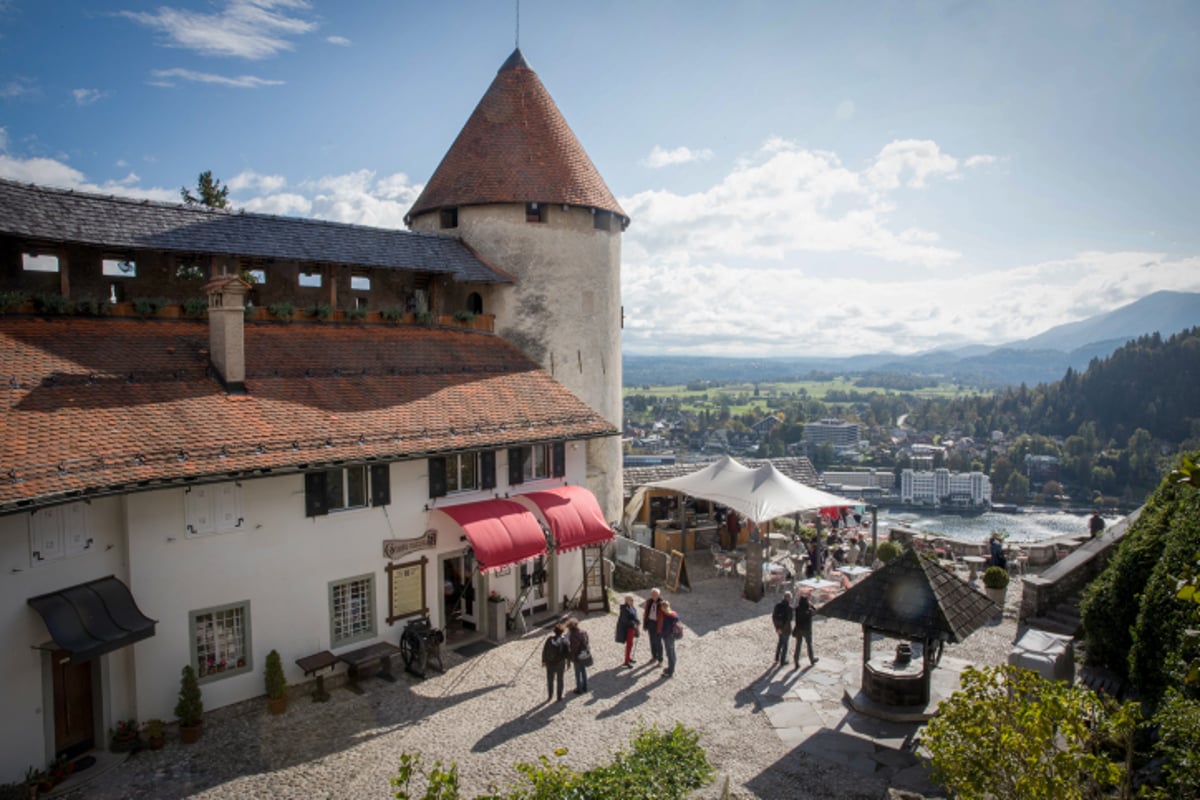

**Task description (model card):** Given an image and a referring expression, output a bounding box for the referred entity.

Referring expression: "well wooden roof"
[0,316,617,512]
[407,49,627,226]
[818,548,998,643]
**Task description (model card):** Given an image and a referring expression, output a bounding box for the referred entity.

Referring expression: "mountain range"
[623,290,1200,388]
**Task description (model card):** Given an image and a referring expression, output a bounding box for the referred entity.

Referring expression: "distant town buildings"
[900,468,992,509]
[803,418,861,451]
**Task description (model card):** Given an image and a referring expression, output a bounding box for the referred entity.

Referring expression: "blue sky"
[2,1,1198,357]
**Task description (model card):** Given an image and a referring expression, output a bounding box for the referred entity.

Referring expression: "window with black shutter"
[429,457,448,498]
[481,451,496,490]
[305,472,329,517]
[508,448,524,486]
[552,442,566,478]
[370,464,391,507]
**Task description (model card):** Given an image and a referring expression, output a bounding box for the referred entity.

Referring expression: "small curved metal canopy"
[28,575,157,664]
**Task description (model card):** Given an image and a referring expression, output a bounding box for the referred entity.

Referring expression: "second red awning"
[514,485,614,553]
[435,499,548,573]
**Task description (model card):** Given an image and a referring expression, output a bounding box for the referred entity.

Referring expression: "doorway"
[519,555,549,616]
[442,552,479,645]
[51,650,94,760]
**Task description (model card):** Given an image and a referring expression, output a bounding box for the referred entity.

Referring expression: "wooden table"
[337,641,401,694]
[295,650,338,702]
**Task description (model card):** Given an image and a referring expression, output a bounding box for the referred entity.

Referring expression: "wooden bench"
[336,641,401,694]
[295,650,338,702]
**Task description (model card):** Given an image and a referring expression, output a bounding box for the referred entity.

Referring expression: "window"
[184,483,244,536]
[102,258,137,277]
[191,601,251,682]
[593,210,613,231]
[351,275,371,291]
[354,296,368,310]
[525,202,544,223]
[304,464,390,517]
[440,208,458,229]
[299,271,322,287]
[330,574,375,646]
[428,451,495,498]
[245,269,267,285]
[22,253,59,273]
[467,292,483,315]
[507,443,565,485]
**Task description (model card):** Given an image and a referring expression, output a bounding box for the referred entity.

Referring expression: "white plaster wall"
[412,204,623,522]
[0,496,131,784]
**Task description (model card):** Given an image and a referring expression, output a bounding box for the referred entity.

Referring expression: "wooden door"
[52,650,94,758]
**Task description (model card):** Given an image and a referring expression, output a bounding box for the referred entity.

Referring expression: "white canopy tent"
[623,455,857,528]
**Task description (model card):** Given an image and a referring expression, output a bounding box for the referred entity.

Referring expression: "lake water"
[876,508,1101,544]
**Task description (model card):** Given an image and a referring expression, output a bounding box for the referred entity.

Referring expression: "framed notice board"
[386,556,428,624]
[665,549,691,592]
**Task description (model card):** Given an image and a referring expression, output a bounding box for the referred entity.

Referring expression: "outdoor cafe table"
[836,565,872,581]
[962,555,987,582]
[795,578,841,593]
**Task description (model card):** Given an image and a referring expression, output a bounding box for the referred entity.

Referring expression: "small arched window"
[467,292,483,315]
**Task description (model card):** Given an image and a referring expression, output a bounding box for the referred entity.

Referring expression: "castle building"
[0,49,623,783]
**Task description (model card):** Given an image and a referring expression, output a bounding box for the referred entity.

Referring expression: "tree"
[181,170,230,208]
[921,665,1137,800]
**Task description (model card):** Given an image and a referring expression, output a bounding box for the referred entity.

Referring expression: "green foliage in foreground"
[920,665,1139,800]
[390,722,714,800]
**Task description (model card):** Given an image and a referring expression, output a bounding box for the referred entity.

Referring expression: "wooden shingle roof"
[0,179,509,283]
[407,49,627,226]
[0,317,617,511]
[818,548,998,643]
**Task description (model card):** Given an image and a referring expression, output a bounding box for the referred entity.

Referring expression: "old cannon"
[400,615,445,679]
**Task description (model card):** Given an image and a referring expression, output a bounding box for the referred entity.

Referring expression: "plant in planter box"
[74,296,109,316]
[305,303,332,320]
[415,310,436,326]
[174,665,204,744]
[453,309,476,324]
[380,306,406,322]
[264,649,287,715]
[31,293,69,315]
[0,290,28,312]
[345,306,367,321]
[143,718,166,750]
[182,297,208,317]
[109,718,141,752]
[268,302,295,321]
[131,296,167,317]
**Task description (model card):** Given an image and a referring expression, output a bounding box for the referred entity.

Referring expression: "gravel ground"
[56,559,1024,800]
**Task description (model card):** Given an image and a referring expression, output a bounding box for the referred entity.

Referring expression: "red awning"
[435,499,547,573]
[514,485,614,553]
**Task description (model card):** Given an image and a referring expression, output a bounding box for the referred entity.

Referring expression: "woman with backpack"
[659,600,681,677]
[540,622,568,702]
[565,617,591,694]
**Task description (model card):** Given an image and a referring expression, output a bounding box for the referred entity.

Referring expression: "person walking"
[772,591,794,666]
[565,617,590,694]
[615,594,640,668]
[659,600,681,677]
[642,588,664,666]
[540,622,568,702]
[792,593,818,668]
[1089,510,1106,539]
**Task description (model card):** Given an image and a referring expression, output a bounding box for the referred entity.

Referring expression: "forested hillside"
[908,327,1200,446]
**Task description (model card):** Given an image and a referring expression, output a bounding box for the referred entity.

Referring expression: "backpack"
[542,634,567,667]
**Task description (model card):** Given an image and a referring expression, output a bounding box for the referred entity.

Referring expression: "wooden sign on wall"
[383,529,437,560]
[386,556,428,624]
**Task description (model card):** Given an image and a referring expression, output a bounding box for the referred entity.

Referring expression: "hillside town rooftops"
[0,179,509,283]
[0,317,617,511]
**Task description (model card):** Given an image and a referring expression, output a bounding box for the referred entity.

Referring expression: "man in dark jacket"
[772,591,794,666]
[642,588,665,665]
[540,623,569,702]
[793,594,818,668]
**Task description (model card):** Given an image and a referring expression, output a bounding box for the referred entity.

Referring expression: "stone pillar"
[204,276,251,393]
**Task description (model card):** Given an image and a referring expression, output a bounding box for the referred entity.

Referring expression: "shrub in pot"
[144,718,166,750]
[109,718,140,752]
[264,649,287,715]
[174,665,204,743]
[983,565,1009,608]
[876,540,902,563]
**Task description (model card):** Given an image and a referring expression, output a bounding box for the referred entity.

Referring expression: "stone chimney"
[204,276,251,393]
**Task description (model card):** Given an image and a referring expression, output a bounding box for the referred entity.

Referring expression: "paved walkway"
[52,568,1022,799]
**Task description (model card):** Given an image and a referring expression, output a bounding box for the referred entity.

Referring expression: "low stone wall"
[1017,509,1137,621]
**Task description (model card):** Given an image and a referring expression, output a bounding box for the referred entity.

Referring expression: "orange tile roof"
[0,317,617,511]
[407,49,627,225]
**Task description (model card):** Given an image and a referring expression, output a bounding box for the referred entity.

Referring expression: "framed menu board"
[665,549,691,592]
[386,556,428,624]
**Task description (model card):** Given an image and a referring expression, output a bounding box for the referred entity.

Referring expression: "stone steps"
[1027,595,1082,636]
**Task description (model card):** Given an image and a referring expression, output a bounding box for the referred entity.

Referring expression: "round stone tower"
[406,49,627,521]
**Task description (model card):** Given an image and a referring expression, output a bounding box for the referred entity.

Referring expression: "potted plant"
[982,565,1009,608]
[109,718,141,752]
[876,540,902,564]
[174,664,204,744]
[264,649,287,715]
[143,718,166,750]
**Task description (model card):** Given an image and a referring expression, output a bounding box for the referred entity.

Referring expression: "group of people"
[540,589,683,702]
[770,590,819,669]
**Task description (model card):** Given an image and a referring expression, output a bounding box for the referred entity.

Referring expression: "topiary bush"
[264,649,286,700]
[983,566,1010,589]
[174,664,203,727]
[876,540,902,563]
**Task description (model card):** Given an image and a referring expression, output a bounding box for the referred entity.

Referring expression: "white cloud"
[834,99,855,121]
[326,35,351,46]
[228,169,287,193]
[238,192,311,216]
[150,68,284,89]
[965,154,997,168]
[0,77,36,98]
[72,88,106,106]
[120,0,317,60]
[867,139,959,190]
[641,145,715,168]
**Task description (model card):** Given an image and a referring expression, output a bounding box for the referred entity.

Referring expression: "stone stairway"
[1025,594,1082,636]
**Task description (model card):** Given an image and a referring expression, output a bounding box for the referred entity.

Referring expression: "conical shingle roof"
[407,49,627,226]
[818,548,998,643]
